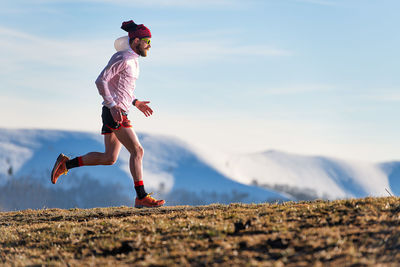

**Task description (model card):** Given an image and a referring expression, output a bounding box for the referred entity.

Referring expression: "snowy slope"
[0,129,289,210]
[198,150,392,200]
[0,129,131,191]
[0,128,396,211]
[379,161,400,196]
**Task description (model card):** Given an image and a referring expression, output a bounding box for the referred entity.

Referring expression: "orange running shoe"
[135,193,165,208]
[51,153,70,184]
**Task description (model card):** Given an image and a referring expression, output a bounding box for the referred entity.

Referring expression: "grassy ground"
[1,197,399,266]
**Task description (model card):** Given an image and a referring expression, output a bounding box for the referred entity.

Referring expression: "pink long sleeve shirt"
[95,48,140,113]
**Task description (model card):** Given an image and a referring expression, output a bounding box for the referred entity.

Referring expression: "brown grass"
[1,197,400,266]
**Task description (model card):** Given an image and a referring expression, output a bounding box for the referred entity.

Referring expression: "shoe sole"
[51,153,65,184]
[135,204,164,208]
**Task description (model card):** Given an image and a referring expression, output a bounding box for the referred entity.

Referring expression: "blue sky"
[1,0,400,162]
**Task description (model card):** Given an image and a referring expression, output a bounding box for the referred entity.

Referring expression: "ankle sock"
[65,157,83,170]
[134,180,148,199]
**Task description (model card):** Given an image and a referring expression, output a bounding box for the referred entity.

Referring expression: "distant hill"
[207,150,394,200]
[0,128,397,211]
[379,161,400,196]
[0,129,289,211]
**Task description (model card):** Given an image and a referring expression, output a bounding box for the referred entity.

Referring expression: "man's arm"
[96,57,127,122]
[95,57,126,109]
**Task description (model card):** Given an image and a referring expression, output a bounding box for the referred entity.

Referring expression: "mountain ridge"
[0,128,398,211]
[0,128,289,211]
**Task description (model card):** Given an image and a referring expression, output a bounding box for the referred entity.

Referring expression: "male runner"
[51,20,165,208]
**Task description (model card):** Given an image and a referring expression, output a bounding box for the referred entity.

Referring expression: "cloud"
[149,40,292,66]
[0,26,111,71]
[359,89,400,103]
[293,0,338,6]
[377,94,400,102]
[96,0,240,8]
[11,0,244,8]
[0,25,291,103]
[0,26,111,125]
[258,84,334,95]
[0,5,61,15]
[0,25,290,72]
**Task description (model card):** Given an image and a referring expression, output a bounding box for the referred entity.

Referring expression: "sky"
[1,0,400,163]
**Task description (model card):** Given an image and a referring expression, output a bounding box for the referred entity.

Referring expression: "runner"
[51,20,165,208]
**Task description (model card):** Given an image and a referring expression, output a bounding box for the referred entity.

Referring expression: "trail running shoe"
[51,153,69,184]
[135,193,165,208]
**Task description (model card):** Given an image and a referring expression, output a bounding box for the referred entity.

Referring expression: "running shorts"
[101,106,132,135]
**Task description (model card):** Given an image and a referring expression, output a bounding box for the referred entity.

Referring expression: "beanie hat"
[121,20,151,39]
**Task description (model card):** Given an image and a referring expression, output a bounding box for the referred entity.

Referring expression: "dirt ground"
[1,197,399,266]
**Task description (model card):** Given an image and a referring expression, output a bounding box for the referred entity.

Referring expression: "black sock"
[135,185,148,199]
[65,157,83,170]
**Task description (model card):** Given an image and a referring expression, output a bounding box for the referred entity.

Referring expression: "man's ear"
[129,37,139,46]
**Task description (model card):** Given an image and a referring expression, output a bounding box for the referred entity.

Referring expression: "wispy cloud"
[293,0,338,6]
[13,0,244,8]
[95,0,240,8]
[149,39,292,66]
[0,26,113,104]
[254,84,334,96]
[363,90,400,102]
[0,26,111,71]
[0,25,291,71]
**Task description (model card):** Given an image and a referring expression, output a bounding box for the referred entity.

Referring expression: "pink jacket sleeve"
[95,56,127,108]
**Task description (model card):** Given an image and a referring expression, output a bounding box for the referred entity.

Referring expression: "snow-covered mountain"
[203,150,395,200]
[0,128,397,211]
[0,129,289,211]
[379,161,400,196]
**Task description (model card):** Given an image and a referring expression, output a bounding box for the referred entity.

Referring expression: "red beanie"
[121,20,151,39]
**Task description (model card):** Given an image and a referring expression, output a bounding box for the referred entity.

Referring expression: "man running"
[51,20,165,208]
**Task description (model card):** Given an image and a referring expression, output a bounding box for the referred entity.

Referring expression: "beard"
[135,44,148,57]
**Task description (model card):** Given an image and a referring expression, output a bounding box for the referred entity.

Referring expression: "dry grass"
[1,197,400,266]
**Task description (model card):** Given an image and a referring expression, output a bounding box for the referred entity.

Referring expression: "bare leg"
[112,127,143,183]
[80,133,122,166]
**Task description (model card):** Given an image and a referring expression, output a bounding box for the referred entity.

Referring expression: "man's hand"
[135,100,153,117]
[110,105,123,123]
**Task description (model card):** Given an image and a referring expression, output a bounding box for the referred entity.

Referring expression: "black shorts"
[101,106,132,135]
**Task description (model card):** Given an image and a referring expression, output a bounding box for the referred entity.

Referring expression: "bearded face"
[133,38,151,57]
